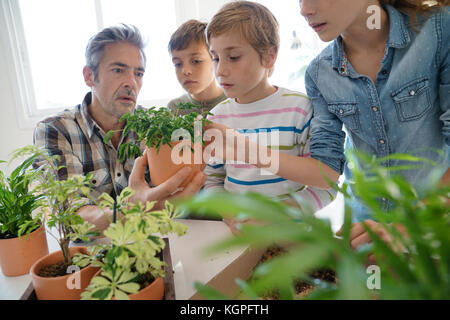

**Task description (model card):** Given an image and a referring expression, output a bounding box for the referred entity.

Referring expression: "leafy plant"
[177,151,450,300]
[0,152,44,239]
[104,102,212,162]
[11,145,98,266]
[74,187,188,300]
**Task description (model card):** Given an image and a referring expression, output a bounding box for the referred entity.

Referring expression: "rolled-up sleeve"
[305,64,347,175]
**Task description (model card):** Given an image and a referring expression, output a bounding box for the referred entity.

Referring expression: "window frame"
[0,0,207,129]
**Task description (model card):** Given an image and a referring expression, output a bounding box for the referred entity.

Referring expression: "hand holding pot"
[128,150,206,209]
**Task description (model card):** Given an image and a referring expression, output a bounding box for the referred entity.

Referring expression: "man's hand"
[128,150,206,208]
[336,220,408,264]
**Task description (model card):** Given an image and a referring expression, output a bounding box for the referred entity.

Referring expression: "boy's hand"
[204,121,264,165]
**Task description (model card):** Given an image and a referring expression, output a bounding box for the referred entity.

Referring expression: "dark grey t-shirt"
[167,93,227,116]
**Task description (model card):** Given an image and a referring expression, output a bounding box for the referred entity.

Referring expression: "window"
[254,0,328,93]
[13,0,183,114]
[2,0,194,129]
[2,0,328,124]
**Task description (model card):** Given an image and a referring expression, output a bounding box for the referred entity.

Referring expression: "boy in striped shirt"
[203,1,338,219]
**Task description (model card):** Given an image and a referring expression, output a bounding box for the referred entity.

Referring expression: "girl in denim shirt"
[301,0,449,257]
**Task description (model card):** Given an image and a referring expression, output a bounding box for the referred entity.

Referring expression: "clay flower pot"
[147,141,207,188]
[0,224,49,276]
[128,276,164,300]
[30,246,99,300]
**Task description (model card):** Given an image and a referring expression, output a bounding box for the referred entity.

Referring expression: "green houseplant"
[178,151,450,300]
[10,146,100,299]
[73,187,188,300]
[105,102,212,187]
[0,150,48,276]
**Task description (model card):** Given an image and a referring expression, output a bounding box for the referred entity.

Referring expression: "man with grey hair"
[34,24,206,232]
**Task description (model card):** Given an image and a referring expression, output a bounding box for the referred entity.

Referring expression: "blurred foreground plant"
[177,151,449,299]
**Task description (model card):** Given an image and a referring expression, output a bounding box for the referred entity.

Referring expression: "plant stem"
[60,237,72,266]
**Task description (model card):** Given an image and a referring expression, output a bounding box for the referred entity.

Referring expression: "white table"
[0,219,251,300]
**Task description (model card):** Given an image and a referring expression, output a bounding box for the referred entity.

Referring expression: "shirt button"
[117,172,122,177]
[379,139,385,144]
[409,90,415,96]
[339,109,344,114]
[381,70,388,75]
[372,106,378,112]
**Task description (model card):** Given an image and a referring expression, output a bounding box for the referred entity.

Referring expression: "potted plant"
[11,146,101,300]
[105,102,212,188]
[178,151,450,300]
[0,150,48,276]
[73,187,187,300]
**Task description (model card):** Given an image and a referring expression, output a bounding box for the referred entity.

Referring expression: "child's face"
[209,31,274,104]
[300,0,371,42]
[171,41,216,97]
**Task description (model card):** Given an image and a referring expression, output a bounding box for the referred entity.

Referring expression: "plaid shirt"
[33,92,144,204]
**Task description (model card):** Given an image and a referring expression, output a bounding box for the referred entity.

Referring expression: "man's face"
[171,41,216,97]
[85,41,145,119]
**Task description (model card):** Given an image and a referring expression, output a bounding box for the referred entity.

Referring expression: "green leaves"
[4,145,97,264]
[81,269,140,300]
[179,150,450,300]
[106,104,212,163]
[78,192,188,300]
[0,150,44,238]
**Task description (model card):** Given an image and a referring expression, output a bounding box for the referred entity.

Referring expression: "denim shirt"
[305,4,450,222]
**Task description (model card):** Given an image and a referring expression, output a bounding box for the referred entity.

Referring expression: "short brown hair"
[168,19,208,53]
[206,1,280,61]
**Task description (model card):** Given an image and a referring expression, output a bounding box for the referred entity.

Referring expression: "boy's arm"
[203,121,339,190]
[286,121,337,210]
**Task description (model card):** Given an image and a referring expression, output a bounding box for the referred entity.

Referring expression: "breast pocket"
[391,77,431,122]
[89,168,112,196]
[327,102,360,132]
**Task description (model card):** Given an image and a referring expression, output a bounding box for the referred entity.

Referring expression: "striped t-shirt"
[203,87,336,212]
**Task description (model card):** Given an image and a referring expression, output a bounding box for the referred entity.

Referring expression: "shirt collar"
[80,92,143,141]
[80,92,97,139]
[332,3,410,76]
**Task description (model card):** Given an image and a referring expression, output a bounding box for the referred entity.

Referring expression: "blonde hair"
[381,0,449,28]
[206,1,279,75]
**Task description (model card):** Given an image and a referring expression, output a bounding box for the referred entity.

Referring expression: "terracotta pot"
[91,269,165,300]
[147,141,206,188]
[128,275,164,300]
[0,224,49,276]
[30,246,99,300]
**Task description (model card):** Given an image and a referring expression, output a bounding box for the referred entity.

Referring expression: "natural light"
[18,0,327,112]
